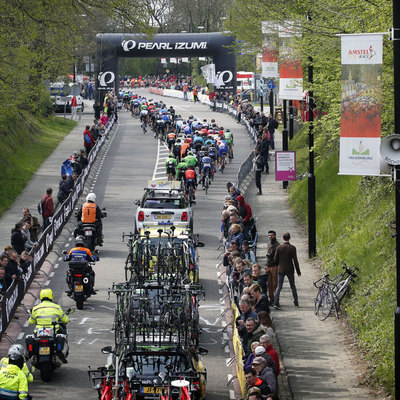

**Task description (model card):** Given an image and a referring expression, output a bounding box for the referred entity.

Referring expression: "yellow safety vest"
[0,364,28,399]
[0,359,33,383]
[28,300,69,330]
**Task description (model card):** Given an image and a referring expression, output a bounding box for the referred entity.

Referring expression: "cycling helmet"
[8,344,25,357]
[40,288,53,302]
[226,128,230,132]
[8,353,24,370]
[86,193,96,203]
[75,235,85,247]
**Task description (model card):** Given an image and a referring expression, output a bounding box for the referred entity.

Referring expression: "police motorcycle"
[63,236,98,310]
[25,290,74,382]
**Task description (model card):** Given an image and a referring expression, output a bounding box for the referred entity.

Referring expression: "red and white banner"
[261,22,278,78]
[339,34,383,175]
[278,23,303,100]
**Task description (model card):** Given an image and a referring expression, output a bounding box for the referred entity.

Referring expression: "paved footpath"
[244,131,375,399]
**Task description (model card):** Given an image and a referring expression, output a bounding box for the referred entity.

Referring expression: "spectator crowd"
[220,181,301,400]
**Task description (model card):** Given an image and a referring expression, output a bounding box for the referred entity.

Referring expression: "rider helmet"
[40,288,53,302]
[86,193,96,203]
[8,353,24,370]
[8,344,25,358]
[75,235,86,247]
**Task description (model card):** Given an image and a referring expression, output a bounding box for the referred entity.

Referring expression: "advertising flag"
[278,24,303,100]
[339,34,383,175]
[261,21,279,78]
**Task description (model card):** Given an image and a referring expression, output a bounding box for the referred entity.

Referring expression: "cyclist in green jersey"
[225,129,234,159]
[176,161,187,181]
[183,151,198,169]
[165,154,178,181]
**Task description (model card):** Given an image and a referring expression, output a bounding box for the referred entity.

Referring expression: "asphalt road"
[26,89,254,399]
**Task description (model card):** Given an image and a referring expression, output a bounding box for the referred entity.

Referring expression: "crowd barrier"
[0,115,116,337]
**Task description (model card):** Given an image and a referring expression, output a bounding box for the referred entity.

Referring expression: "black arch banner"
[95,32,237,99]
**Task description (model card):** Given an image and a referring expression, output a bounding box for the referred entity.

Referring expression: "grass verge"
[0,114,77,218]
[288,126,395,396]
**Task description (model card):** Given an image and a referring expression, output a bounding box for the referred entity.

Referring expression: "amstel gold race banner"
[278,24,303,100]
[261,21,278,78]
[339,34,383,175]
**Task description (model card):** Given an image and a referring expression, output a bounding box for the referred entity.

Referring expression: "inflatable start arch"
[95,32,237,100]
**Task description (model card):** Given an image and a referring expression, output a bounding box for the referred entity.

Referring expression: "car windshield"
[143,199,183,209]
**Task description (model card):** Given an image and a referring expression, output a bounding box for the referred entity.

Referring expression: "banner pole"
[282,100,288,189]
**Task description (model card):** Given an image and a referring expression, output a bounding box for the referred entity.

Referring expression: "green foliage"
[0,1,153,123]
[0,114,76,217]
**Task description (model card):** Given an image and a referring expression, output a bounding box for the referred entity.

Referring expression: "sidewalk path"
[244,134,374,399]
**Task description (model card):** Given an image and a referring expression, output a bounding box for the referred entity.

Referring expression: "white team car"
[134,180,194,234]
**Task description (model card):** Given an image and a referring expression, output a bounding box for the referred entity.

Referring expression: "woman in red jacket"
[83,125,96,155]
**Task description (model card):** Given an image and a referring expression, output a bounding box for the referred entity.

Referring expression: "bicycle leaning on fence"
[313,261,359,321]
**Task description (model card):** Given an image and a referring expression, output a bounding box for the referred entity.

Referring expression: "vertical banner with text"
[279,23,303,100]
[261,21,279,79]
[339,34,383,175]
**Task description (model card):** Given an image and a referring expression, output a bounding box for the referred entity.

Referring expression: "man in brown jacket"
[273,232,301,309]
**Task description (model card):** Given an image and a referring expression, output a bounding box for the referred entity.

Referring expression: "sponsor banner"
[261,22,279,78]
[262,62,278,78]
[275,151,296,181]
[121,39,208,52]
[278,24,303,100]
[339,137,381,176]
[339,34,383,175]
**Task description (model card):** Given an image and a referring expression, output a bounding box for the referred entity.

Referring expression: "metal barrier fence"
[0,115,116,338]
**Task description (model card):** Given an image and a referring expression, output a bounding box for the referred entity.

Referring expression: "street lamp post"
[392,1,400,397]
[307,13,316,259]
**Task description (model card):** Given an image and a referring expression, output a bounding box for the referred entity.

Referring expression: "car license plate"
[84,230,92,236]
[75,284,84,292]
[39,347,50,355]
[142,387,162,394]
[155,214,172,219]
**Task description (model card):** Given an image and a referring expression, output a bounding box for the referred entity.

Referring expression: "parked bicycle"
[313,261,359,321]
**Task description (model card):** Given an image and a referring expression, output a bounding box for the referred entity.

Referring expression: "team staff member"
[0,353,29,399]
[0,346,33,384]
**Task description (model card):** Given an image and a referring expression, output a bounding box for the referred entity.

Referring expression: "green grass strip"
[0,115,77,218]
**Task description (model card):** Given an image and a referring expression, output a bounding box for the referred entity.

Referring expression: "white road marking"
[152,139,161,180]
[230,390,235,399]
[17,333,24,340]
[225,346,230,353]
[45,280,50,286]
[54,264,59,269]
[50,272,55,277]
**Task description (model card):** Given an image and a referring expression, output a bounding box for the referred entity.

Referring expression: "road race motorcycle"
[64,251,97,309]
[25,308,74,381]
[74,208,107,251]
